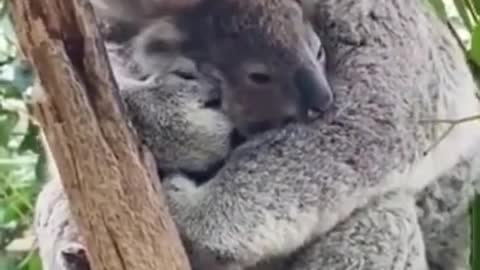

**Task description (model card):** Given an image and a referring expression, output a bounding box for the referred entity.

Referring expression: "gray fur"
[33,0,480,270]
[417,153,480,270]
[108,42,233,173]
[163,0,480,269]
[92,0,334,136]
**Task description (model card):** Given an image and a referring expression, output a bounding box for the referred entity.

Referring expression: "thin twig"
[447,20,468,55]
[419,114,480,124]
[420,114,480,154]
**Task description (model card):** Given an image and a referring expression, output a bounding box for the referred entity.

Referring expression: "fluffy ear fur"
[90,0,203,24]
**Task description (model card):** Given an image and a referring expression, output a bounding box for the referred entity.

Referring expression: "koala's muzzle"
[229,65,334,137]
[293,66,333,115]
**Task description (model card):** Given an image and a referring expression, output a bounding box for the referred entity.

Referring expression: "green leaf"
[34,149,47,185]
[25,254,42,270]
[471,193,480,270]
[0,111,19,146]
[469,25,480,68]
[0,84,23,99]
[0,255,17,270]
[473,0,480,19]
[18,123,40,154]
[454,0,474,31]
[1,203,22,224]
[428,0,449,21]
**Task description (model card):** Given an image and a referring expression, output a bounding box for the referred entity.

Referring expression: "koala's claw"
[57,243,91,270]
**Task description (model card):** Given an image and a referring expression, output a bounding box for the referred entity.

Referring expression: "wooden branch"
[10,1,191,270]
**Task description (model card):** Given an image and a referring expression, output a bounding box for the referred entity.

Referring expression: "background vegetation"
[0,0,43,269]
[0,0,478,269]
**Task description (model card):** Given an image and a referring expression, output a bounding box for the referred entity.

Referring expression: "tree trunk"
[10,1,191,270]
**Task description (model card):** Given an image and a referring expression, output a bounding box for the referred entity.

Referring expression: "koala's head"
[106,43,235,177]
[92,0,332,137]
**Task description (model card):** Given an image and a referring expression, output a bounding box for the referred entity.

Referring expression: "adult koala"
[160,1,480,269]
[35,40,429,270]
[34,0,480,270]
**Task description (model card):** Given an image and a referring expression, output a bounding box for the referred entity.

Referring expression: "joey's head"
[106,43,235,178]
[92,0,333,137]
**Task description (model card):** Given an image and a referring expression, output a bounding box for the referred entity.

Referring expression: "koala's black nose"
[293,66,333,114]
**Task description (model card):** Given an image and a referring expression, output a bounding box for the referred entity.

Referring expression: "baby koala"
[92,0,333,137]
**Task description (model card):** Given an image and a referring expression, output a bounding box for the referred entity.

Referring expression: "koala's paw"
[163,173,198,193]
[163,173,200,217]
[56,242,90,270]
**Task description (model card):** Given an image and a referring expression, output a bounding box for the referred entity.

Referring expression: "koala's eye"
[244,63,272,85]
[249,72,272,84]
[172,70,196,80]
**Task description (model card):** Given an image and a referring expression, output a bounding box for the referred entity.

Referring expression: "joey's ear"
[90,0,203,24]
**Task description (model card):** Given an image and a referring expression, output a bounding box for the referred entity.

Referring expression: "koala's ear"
[90,0,203,24]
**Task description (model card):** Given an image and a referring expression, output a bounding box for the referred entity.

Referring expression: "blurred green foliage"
[0,0,478,270]
[0,0,45,270]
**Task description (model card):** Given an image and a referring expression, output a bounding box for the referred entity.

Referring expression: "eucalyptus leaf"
[18,123,40,154]
[25,255,41,270]
[469,25,480,67]
[474,0,480,15]
[454,0,474,31]
[0,111,19,147]
[428,0,449,21]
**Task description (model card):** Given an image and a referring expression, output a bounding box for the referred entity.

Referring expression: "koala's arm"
[166,51,424,267]
[286,191,428,270]
[416,151,480,270]
[164,2,480,268]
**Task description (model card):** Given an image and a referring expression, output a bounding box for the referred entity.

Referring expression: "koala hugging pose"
[34,0,480,270]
